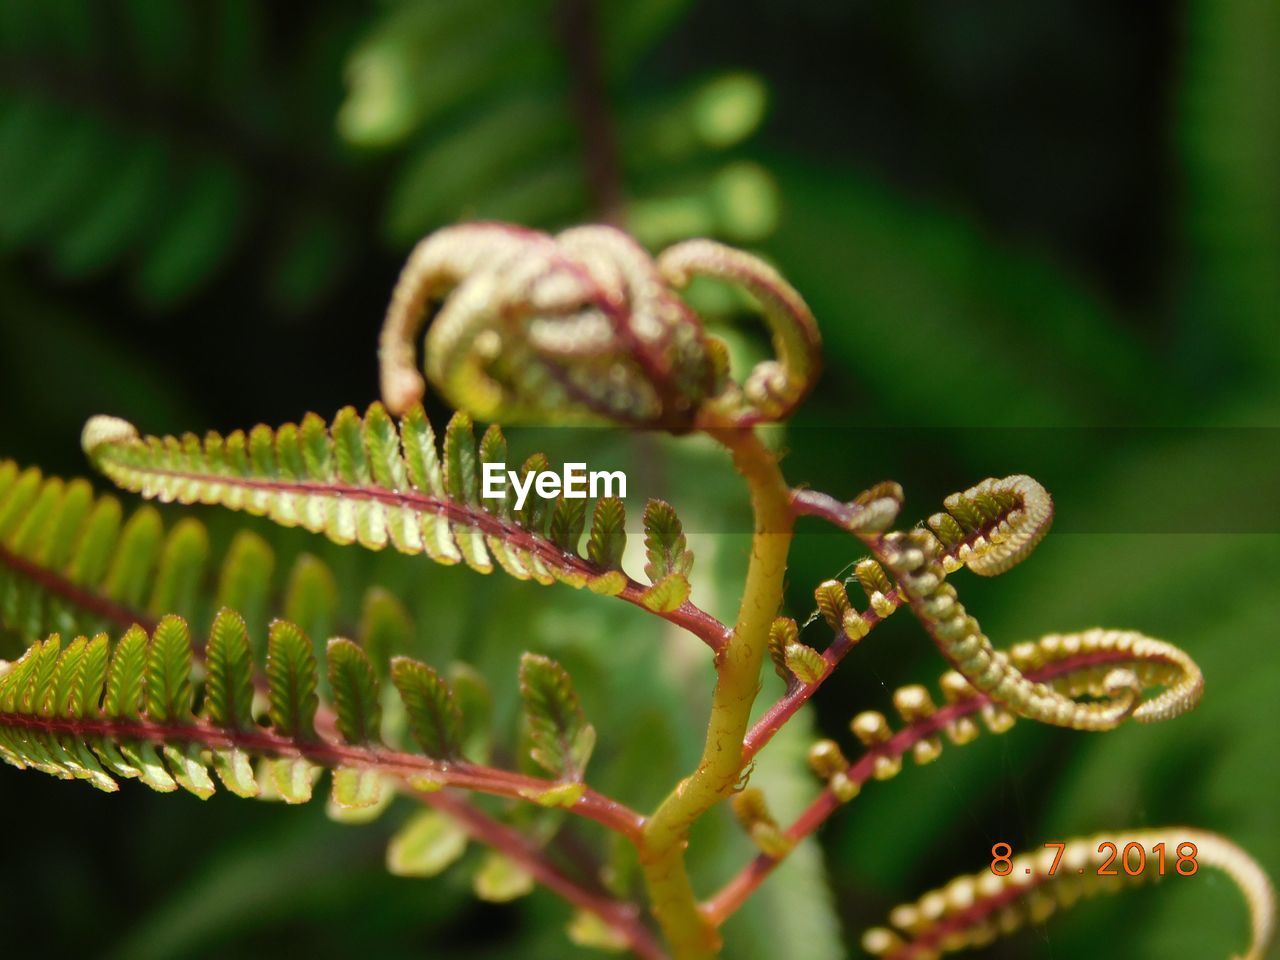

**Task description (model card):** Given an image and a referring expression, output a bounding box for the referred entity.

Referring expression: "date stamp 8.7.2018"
[991,840,1201,878]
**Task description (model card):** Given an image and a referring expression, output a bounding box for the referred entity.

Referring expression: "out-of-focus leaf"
[386,809,469,878]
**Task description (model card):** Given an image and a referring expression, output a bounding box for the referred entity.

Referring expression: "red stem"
[0,710,643,840]
[741,589,901,764]
[703,650,1163,924]
[425,790,667,959]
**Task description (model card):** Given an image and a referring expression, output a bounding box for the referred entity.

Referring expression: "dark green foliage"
[1,617,510,812]
[0,2,359,310]
[339,0,772,248]
[518,652,595,782]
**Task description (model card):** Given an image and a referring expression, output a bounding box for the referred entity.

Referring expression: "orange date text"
[989,840,1200,878]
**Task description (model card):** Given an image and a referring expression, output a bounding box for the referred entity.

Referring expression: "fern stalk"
[640,428,795,959]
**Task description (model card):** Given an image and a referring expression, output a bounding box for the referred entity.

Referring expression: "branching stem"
[702,649,1161,923]
[639,429,793,959]
[741,588,901,764]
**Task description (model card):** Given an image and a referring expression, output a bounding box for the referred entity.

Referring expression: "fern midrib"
[98,459,727,644]
[0,707,640,835]
[0,541,153,632]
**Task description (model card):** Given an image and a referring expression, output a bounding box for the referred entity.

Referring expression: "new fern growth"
[1,222,1273,959]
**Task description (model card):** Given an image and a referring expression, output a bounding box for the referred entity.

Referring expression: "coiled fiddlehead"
[379,222,717,429]
[377,222,822,430]
[804,628,1204,809]
[796,475,1201,732]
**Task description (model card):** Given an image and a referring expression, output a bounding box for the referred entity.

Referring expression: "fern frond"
[0,618,636,835]
[79,408,727,649]
[0,460,428,692]
[391,656,462,761]
[925,474,1053,576]
[791,475,1199,732]
[712,627,1216,925]
[877,526,1200,731]
[642,498,692,582]
[862,828,1275,960]
[731,787,793,859]
[657,238,823,422]
[806,629,1203,810]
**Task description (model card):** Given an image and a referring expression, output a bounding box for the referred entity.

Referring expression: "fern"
[2,222,1273,960]
[0,2,360,310]
[79,405,724,642]
[0,458,397,659]
[520,651,596,783]
[0,615,634,822]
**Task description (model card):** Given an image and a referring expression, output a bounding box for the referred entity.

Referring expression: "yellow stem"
[640,428,794,958]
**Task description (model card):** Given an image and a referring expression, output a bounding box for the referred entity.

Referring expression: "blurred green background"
[1,1,1277,957]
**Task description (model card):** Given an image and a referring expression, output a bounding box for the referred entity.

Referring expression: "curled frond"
[710,627,1216,925]
[0,618,634,835]
[378,222,716,430]
[657,238,822,424]
[926,474,1053,576]
[378,223,824,430]
[877,528,1200,731]
[810,628,1204,809]
[791,481,903,535]
[77,408,726,649]
[862,828,1275,960]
